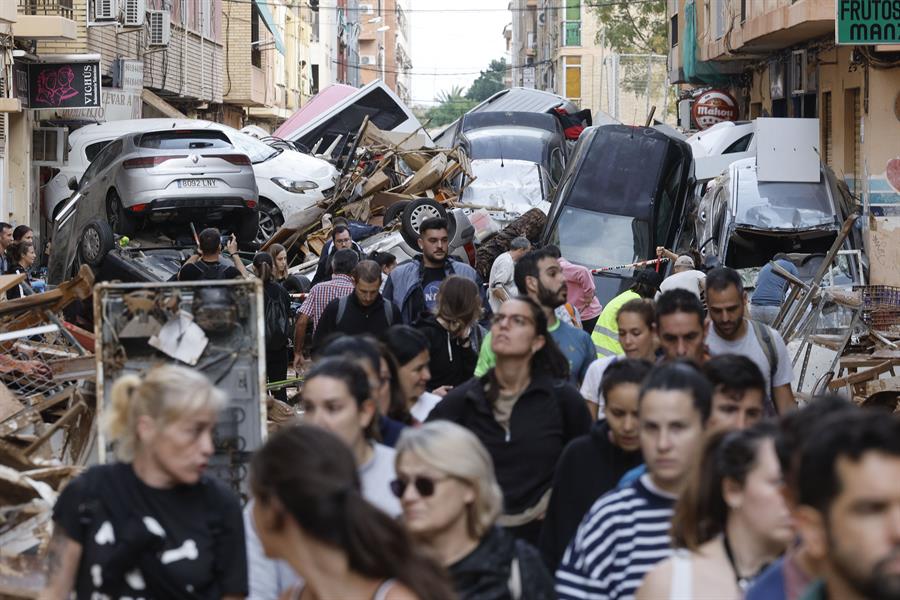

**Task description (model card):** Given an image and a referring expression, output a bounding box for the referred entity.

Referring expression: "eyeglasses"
[390,475,448,498]
[490,313,534,328]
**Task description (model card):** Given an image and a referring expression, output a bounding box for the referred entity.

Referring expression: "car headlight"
[271,177,320,194]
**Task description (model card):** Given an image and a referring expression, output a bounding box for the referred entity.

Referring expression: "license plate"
[178,178,218,188]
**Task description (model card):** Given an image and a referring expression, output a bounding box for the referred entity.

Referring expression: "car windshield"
[231,131,281,163]
[465,129,549,163]
[735,169,835,229]
[547,205,650,268]
[139,130,232,150]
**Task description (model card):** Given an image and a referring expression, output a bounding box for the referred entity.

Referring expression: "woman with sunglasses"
[428,296,592,543]
[414,276,486,392]
[244,358,401,599]
[394,421,555,599]
[637,422,793,600]
[251,424,455,600]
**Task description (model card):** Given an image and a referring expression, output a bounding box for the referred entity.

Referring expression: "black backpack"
[264,288,291,350]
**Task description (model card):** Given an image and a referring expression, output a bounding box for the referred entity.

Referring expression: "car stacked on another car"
[48,128,259,284]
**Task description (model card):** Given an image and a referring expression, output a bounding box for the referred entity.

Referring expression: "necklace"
[722,533,767,592]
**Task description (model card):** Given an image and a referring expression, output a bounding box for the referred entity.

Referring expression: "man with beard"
[474,247,596,386]
[794,410,900,600]
[705,267,794,415]
[383,217,488,325]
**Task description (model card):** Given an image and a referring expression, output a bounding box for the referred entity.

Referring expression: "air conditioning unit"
[123,0,145,26]
[148,10,171,47]
[94,0,118,20]
[360,55,376,66]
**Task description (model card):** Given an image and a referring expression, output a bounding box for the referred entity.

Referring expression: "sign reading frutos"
[837,0,900,44]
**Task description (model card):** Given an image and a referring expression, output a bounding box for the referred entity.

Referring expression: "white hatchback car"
[44,119,339,243]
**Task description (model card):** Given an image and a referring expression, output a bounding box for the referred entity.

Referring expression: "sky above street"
[409,0,511,108]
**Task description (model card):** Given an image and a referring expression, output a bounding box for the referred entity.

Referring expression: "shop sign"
[37,88,142,122]
[837,0,900,44]
[691,89,738,130]
[16,60,102,110]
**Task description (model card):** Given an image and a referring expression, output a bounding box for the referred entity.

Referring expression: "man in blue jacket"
[382,217,488,324]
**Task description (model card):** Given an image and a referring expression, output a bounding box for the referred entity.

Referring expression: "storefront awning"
[253,0,286,55]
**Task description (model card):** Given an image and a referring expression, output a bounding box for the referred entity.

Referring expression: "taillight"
[130,203,148,212]
[464,242,477,267]
[245,199,257,209]
[210,154,252,166]
[123,155,187,168]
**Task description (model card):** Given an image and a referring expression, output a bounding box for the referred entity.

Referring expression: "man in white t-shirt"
[656,254,706,301]
[704,266,795,416]
[488,236,531,313]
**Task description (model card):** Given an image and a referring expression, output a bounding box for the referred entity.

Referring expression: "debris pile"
[0,266,97,596]
[263,118,475,268]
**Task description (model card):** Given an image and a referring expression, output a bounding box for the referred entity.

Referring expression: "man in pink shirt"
[548,245,602,333]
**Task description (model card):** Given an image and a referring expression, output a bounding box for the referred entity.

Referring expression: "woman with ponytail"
[254,251,292,401]
[250,423,455,600]
[428,296,591,544]
[43,365,246,600]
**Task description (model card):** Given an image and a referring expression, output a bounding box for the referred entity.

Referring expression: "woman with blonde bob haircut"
[394,421,555,599]
[43,365,247,600]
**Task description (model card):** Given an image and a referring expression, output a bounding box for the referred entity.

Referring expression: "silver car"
[76,129,260,239]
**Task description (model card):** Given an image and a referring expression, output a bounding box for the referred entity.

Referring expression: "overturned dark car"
[541,124,695,305]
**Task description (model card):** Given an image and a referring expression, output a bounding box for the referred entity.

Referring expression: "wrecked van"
[541,124,695,305]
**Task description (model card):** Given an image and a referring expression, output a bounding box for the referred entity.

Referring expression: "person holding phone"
[178,227,248,281]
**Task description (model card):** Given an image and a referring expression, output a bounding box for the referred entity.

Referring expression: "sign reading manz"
[837,0,900,44]
[26,61,101,110]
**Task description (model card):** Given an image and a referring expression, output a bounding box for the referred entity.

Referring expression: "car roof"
[70,119,230,143]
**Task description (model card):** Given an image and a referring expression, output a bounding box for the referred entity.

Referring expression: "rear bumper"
[130,195,258,222]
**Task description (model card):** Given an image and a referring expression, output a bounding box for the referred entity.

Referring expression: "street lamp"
[377,25,390,81]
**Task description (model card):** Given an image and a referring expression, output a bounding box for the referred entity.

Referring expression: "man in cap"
[657,253,706,302]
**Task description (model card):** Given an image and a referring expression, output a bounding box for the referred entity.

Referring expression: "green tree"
[425,86,477,128]
[466,59,508,102]
[593,0,667,55]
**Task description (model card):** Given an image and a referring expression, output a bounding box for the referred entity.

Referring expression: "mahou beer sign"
[692,89,739,130]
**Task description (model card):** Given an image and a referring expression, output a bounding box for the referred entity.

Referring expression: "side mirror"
[67,177,79,192]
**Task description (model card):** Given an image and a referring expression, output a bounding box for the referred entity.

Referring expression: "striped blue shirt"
[555,475,676,600]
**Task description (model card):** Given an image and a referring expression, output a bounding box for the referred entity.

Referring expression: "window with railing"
[17,0,74,19]
[562,0,581,46]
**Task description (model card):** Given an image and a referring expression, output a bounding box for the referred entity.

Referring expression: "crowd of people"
[38,217,900,600]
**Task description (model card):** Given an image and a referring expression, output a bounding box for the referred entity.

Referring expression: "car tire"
[107,191,137,236]
[78,219,115,268]
[256,200,284,245]
[383,201,409,226]
[400,199,455,247]
[237,211,260,250]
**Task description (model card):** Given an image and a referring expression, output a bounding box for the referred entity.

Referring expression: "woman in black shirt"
[5,240,36,300]
[428,296,592,544]
[46,365,247,599]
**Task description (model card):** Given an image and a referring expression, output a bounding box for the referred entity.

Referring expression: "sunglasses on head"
[390,475,447,498]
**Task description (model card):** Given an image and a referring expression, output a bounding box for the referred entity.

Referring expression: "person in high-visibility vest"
[591,269,661,357]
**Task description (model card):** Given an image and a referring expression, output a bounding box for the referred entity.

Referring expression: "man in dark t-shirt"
[178,228,248,281]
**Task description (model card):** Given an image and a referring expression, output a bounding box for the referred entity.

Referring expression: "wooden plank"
[828,360,895,390]
[0,273,26,296]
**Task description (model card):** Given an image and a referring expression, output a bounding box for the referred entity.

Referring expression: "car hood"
[260,149,338,189]
[461,159,550,215]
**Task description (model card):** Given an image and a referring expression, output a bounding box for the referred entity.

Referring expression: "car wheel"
[106,191,137,236]
[383,201,409,226]
[400,199,455,247]
[256,200,284,245]
[78,219,115,268]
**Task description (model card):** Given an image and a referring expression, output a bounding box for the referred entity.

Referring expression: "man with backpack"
[313,260,400,349]
[704,266,795,416]
[177,227,248,281]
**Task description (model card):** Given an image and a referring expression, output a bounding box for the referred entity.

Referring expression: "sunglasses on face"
[390,475,447,498]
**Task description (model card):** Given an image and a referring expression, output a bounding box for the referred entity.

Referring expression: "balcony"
[14,0,76,40]
[704,0,833,61]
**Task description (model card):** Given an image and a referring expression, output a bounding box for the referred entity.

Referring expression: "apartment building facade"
[358,0,412,103]
[668,0,900,205]
[509,0,671,124]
